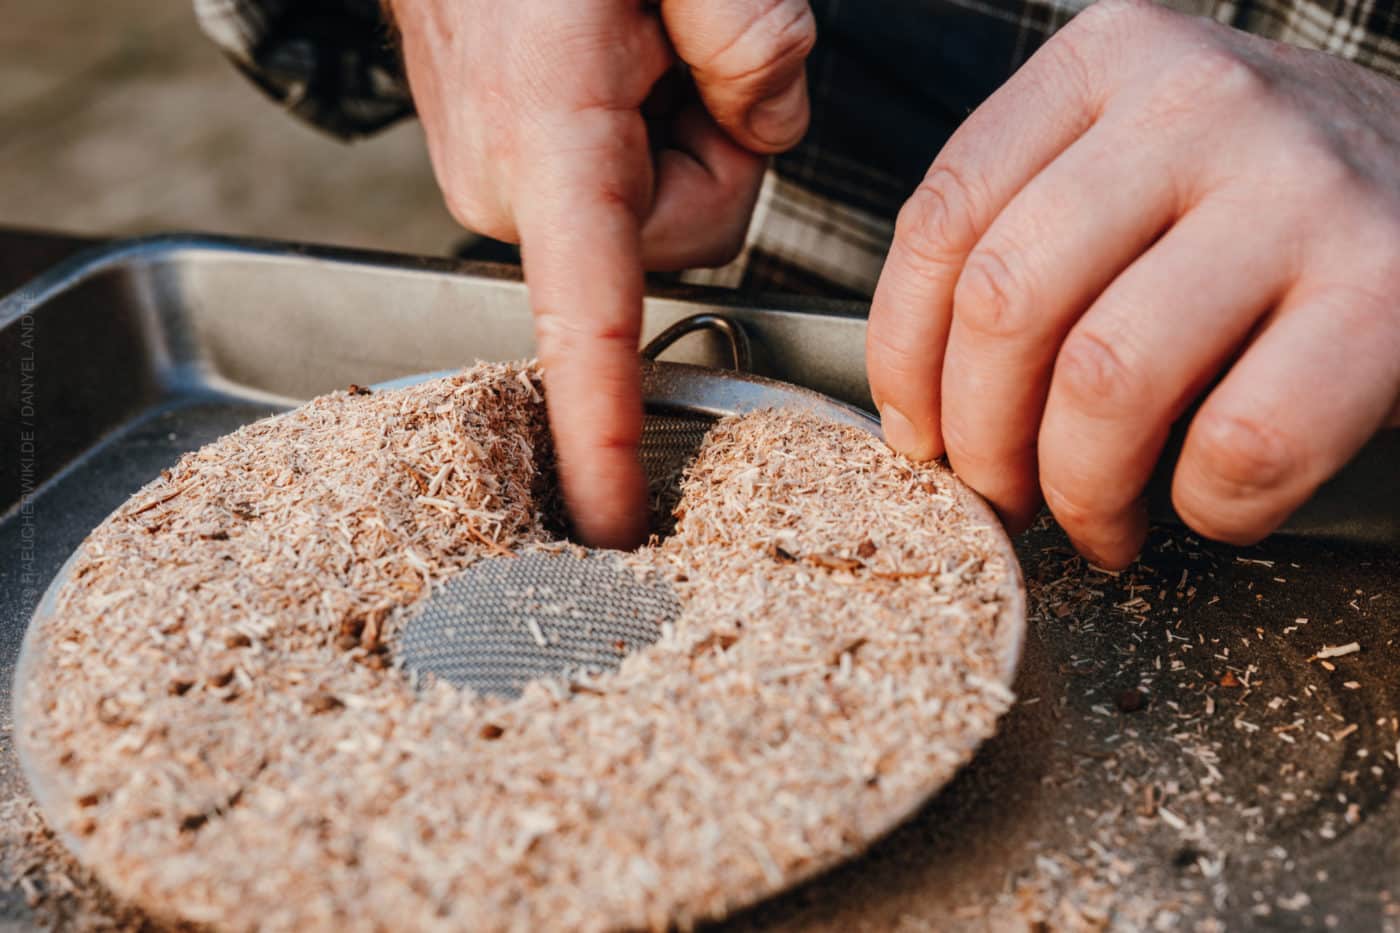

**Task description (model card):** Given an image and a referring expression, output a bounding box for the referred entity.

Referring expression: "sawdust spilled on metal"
[13,362,1016,931]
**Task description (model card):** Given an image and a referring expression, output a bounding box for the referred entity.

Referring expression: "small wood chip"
[1310,642,1361,661]
[306,693,344,714]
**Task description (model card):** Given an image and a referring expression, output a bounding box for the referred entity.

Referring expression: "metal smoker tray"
[2,234,1397,930]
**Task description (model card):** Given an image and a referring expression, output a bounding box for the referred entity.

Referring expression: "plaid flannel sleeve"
[683,0,1400,300]
[192,0,1400,143]
[194,0,410,139]
[195,0,1400,299]
[1179,0,1400,80]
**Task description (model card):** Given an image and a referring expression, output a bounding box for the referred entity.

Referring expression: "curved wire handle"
[640,313,752,373]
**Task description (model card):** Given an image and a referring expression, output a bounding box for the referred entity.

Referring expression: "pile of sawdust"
[0,795,169,931]
[15,362,1019,931]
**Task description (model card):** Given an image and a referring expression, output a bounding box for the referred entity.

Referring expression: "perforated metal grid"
[400,551,680,697]
[399,409,713,698]
[639,409,716,535]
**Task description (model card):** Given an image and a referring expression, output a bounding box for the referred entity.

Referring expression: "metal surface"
[3,245,1027,911]
[0,233,1396,930]
[392,339,1015,699]
[641,312,752,372]
[2,234,1394,543]
[393,321,785,699]
[400,550,678,697]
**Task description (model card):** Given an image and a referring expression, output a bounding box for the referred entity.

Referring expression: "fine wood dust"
[14,363,1017,932]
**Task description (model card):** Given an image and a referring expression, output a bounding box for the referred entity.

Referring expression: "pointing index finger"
[516,110,653,550]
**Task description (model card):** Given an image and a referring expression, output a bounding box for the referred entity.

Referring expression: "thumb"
[661,0,816,153]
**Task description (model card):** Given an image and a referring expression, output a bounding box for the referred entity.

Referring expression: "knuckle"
[1042,478,1110,533]
[711,228,749,267]
[705,192,761,267]
[659,201,755,271]
[1279,134,1349,194]
[1075,0,1157,31]
[893,167,981,273]
[954,246,1034,339]
[1147,45,1266,121]
[759,1,819,74]
[559,107,650,165]
[442,194,476,230]
[591,426,642,455]
[1061,0,1159,67]
[938,410,979,465]
[533,309,639,365]
[1186,43,1264,92]
[701,0,816,86]
[1055,326,1148,413]
[865,326,923,383]
[1052,0,1187,114]
[1283,128,1394,216]
[1047,11,1114,100]
[692,223,749,269]
[1189,409,1299,494]
[1043,35,1098,110]
[590,173,639,214]
[444,192,514,242]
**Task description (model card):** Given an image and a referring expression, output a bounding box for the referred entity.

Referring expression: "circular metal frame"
[14,353,1026,898]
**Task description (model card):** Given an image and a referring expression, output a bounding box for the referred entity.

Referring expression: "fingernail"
[880,404,935,461]
[747,78,807,149]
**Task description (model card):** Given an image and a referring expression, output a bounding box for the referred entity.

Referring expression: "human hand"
[867,0,1400,568]
[392,0,816,548]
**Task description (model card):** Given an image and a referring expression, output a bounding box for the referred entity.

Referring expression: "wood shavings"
[0,795,173,932]
[1310,642,1361,661]
[14,363,1017,932]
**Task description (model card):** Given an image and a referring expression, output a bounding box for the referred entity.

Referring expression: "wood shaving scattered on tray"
[15,363,1017,931]
[0,794,175,932]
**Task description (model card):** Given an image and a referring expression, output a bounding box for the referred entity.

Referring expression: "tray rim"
[0,232,874,333]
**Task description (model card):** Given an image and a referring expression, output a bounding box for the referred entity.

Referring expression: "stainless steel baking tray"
[1,234,1396,929]
[0,233,896,926]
